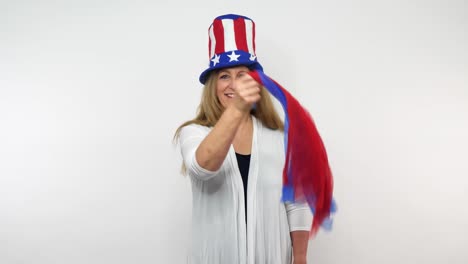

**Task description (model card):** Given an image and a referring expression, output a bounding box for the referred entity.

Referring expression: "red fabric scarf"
[249,70,336,237]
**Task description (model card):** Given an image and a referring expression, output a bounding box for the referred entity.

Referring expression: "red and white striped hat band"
[199,14,263,84]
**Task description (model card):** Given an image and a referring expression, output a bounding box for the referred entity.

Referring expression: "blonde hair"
[173,69,284,174]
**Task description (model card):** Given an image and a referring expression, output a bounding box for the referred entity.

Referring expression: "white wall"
[1,0,467,263]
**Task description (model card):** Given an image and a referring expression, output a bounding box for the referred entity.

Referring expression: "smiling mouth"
[225,93,234,98]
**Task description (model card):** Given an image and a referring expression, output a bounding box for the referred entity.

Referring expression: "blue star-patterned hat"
[199,14,264,84]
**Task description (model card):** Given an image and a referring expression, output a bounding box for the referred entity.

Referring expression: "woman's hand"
[230,71,261,113]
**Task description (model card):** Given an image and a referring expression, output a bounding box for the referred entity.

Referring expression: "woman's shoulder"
[255,118,284,148]
[179,123,212,138]
[255,116,284,137]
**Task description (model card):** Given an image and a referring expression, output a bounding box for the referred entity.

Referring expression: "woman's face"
[216,66,250,109]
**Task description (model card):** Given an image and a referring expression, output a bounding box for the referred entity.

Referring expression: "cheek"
[216,87,223,99]
[216,88,223,101]
[216,83,229,106]
[215,82,222,95]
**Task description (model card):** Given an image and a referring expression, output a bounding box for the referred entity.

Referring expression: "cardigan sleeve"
[285,201,313,232]
[178,125,222,180]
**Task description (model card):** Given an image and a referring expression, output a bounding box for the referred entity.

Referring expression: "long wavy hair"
[173,69,284,174]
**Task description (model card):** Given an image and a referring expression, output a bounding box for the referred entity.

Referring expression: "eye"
[219,74,229,80]
[238,71,247,77]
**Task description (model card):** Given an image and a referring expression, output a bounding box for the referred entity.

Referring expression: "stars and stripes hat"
[199,14,263,84]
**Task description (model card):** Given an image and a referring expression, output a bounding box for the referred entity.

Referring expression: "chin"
[220,102,231,109]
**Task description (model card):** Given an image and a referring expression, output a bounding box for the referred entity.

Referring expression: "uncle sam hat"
[199,14,263,84]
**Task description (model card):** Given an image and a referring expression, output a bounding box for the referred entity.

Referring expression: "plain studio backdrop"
[1,0,467,263]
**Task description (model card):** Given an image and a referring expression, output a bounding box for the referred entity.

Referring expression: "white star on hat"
[249,54,257,61]
[227,51,240,62]
[211,54,220,66]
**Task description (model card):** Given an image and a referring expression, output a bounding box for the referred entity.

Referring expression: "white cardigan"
[178,115,313,264]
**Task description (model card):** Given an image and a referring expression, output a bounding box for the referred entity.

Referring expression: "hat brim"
[199,59,263,84]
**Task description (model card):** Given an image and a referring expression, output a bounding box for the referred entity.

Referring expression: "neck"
[240,113,252,127]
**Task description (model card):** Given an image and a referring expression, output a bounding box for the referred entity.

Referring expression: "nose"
[229,78,236,90]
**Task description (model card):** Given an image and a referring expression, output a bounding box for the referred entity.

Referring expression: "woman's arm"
[194,106,246,171]
[291,231,309,264]
[285,202,313,263]
[195,73,261,171]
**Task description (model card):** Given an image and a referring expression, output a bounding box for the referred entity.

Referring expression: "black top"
[235,152,251,224]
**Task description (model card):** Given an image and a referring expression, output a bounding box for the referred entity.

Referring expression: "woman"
[174,14,313,264]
